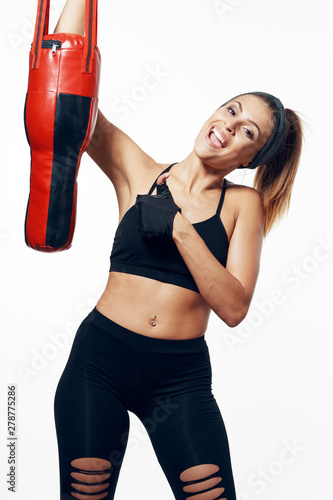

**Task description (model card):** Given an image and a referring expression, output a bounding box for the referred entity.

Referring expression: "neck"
[174,151,233,194]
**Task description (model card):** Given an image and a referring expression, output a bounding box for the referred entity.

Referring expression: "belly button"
[149,315,157,327]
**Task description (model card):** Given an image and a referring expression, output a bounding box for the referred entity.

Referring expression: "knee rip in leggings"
[70,458,112,500]
[180,463,227,500]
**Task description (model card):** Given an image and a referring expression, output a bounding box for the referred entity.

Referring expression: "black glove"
[135,181,181,238]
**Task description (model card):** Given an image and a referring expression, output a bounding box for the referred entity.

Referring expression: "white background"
[1,0,332,499]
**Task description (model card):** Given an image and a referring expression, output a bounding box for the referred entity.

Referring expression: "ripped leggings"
[54,307,237,500]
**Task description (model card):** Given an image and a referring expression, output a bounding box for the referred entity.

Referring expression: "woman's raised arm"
[54,0,85,35]
[53,0,157,191]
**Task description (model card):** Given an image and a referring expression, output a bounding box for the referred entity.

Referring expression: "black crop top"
[109,163,229,293]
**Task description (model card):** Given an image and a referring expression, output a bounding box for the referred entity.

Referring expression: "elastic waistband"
[88,307,207,354]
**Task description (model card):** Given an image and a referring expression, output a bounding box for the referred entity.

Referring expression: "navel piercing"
[150,315,157,327]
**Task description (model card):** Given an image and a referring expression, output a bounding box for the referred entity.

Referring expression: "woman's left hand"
[135,173,181,238]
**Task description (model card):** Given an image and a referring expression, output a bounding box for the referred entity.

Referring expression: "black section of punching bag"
[23,93,31,146]
[23,93,32,247]
[46,93,92,248]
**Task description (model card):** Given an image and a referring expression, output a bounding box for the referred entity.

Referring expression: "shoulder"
[225,179,264,236]
[225,179,263,214]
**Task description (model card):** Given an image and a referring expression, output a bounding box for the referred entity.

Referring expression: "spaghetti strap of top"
[216,178,227,215]
[148,162,227,218]
[148,163,178,195]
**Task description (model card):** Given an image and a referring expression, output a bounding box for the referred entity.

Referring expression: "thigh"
[137,381,237,499]
[53,315,130,500]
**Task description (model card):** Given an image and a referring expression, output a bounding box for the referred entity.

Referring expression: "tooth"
[212,127,225,146]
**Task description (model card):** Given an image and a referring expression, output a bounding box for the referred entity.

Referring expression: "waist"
[89,307,208,354]
[96,272,211,340]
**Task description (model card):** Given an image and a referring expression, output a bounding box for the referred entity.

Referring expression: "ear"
[241,160,250,167]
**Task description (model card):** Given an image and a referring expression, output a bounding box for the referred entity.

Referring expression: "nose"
[224,119,234,135]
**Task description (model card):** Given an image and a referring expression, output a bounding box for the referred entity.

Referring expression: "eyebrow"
[232,100,261,137]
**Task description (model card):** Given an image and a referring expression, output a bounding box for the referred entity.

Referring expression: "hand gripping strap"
[30,0,98,74]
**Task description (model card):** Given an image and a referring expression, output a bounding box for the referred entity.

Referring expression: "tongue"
[210,131,222,148]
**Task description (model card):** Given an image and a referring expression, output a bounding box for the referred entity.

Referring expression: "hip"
[59,307,213,406]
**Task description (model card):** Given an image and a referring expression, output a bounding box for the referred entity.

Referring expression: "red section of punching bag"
[27,35,101,97]
[25,90,57,248]
[24,0,101,252]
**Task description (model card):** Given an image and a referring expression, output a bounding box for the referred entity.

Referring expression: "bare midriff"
[96,272,211,340]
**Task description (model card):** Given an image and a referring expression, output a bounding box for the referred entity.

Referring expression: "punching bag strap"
[30,0,98,74]
[31,0,49,70]
[82,0,98,74]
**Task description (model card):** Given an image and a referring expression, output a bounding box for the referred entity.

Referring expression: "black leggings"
[54,307,237,500]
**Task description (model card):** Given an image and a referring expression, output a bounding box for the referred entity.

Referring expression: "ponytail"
[252,106,303,237]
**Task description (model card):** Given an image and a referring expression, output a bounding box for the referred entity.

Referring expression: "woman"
[53,1,303,499]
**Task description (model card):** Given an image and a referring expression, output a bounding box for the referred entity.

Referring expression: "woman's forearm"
[54,0,85,35]
[172,213,248,327]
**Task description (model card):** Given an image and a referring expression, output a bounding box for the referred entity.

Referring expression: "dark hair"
[236,91,287,171]
[248,93,303,236]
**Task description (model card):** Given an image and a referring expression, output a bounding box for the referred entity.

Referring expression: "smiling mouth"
[207,127,226,148]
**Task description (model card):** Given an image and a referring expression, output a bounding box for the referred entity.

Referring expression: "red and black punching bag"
[24,0,101,252]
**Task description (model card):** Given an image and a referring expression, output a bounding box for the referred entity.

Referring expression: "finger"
[156,172,170,185]
[156,181,170,196]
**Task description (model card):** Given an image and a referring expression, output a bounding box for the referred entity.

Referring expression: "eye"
[244,128,254,140]
[226,106,254,140]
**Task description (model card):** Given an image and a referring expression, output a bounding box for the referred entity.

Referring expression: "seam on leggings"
[129,349,144,407]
